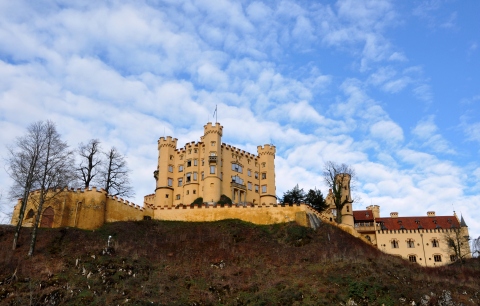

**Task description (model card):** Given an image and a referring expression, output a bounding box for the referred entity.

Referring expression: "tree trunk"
[12,161,37,250]
[28,189,45,256]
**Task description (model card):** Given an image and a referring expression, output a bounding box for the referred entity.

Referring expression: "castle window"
[346,205,349,212]
[432,239,439,247]
[176,194,180,200]
[434,255,442,262]
[201,172,204,180]
[170,155,174,160]
[186,190,189,195]
[262,185,267,193]
[210,166,215,174]
[165,194,169,198]
[193,172,198,181]
[186,173,191,183]
[193,190,196,194]
[255,185,259,193]
[26,209,35,219]
[261,172,266,179]
[407,239,415,248]
[211,141,216,146]
[248,182,252,190]
[168,165,173,172]
[232,175,243,184]
[194,159,198,166]
[178,178,183,187]
[262,162,266,168]
[188,149,192,154]
[450,255,457,262]
[409,255,417,263]
[247,169,251,177]
[187,160,191,167]
[202,159,204,166]
[167,178,173,187]
[391,240,399,248]
[180,155,183,160]
[179,165,183,172]
[232,163,243,173]
[255,172,259,179]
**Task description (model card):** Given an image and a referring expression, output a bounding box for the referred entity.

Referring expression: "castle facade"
[144,122,277,210]
[351,206,470,267]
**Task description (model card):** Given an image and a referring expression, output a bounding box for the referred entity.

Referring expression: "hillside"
[0,220,478,305]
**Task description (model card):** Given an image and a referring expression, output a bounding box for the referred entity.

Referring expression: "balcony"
[230,182,246,190]
[354,222,379,232]
[209,156,217,164]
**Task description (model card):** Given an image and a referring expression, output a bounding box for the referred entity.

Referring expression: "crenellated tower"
[202,122,223,202]
[257,144,276,205]
[154,136,178,207]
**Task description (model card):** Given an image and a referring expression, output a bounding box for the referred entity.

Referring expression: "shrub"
[192,197,203,206]
[217,194,232,205]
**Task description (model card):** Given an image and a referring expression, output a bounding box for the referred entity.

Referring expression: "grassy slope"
[0,220,478,305]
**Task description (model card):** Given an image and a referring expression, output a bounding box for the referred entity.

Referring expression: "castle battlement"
[204,122,223,136]
[257,144,276,156]
[222,143,258,159]
[158,136,178,149]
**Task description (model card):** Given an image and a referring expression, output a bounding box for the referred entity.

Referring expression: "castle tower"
[257,144,276,205]
[154,136,178,208]
[203,122,223,202]
[366,205,380,219]
[337,173,354,227]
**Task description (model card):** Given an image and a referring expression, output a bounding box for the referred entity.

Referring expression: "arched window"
[391,239,399,248]
[25,209,35,219]
[40,207,54,228]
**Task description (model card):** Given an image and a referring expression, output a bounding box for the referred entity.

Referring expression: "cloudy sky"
[0,0,479,239]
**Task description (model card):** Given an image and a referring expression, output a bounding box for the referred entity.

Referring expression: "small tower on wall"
[202,122,223,203]
[154,136,178,208]
[257,144,276,205]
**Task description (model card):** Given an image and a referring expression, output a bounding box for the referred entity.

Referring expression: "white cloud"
[370,120,404,145]
[411,116,455,154]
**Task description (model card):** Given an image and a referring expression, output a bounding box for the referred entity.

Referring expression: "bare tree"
[6,121,48,250]
[101,147,134,198]
[77,139,102,188]
[323,161,355,223]
[442,228,471,264]
[28,121,75,256]
[472,236,480,258]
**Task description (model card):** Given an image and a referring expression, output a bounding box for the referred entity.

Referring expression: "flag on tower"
[213,105,217,122]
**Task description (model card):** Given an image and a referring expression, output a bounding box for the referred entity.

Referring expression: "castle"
[10,122,470,266]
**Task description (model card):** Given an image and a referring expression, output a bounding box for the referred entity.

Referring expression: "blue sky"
[0,0,479,239]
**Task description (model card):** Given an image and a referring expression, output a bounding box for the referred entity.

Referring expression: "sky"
[0,0,479,239]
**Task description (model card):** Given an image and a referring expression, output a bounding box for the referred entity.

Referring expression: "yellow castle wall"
[11,187,153,230]
[154,204,308,225]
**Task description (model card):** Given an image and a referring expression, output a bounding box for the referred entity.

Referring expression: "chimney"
[390,212,398,218]
[427,211,435,217]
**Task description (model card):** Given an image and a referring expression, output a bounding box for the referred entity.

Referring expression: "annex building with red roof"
[350,205,470,267]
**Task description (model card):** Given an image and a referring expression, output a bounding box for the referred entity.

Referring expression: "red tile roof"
[353,210,375,222]
[376,216,459,231]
